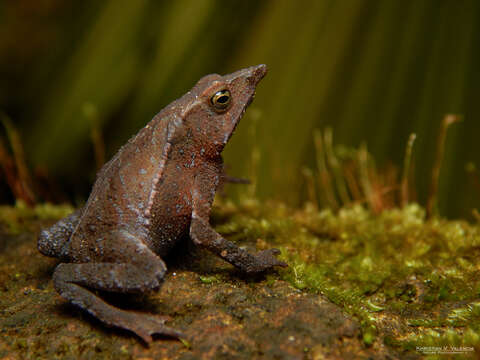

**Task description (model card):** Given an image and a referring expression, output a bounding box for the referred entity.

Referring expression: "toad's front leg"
[190,216,286,273]
[190,164,287,274]
[53,230,182,344]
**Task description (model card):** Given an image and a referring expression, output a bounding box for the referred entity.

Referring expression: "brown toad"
[38,65,286,343]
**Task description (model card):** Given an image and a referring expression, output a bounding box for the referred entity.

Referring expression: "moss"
[0,200,73,234]
[3,198,479,357]
[199,275,221,284]
[212,198,480,355]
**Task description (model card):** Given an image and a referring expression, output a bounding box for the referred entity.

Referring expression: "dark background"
[1,0,479,218]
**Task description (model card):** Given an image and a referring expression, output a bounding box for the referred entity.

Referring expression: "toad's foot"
[115,311,184,344]
[52,230,183,344]
[247,248,288,274]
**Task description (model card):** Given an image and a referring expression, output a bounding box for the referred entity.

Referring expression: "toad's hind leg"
[38,207,83,258]
[53,230,182,343]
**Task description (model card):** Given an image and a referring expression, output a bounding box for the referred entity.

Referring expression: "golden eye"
[210,90,231,111]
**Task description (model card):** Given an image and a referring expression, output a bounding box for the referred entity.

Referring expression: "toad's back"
[66,96,195,262]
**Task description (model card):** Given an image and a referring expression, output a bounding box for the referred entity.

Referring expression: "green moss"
[212,198,480,354]
[199,275,221,284]
[0,200,73,234]
[3,198,478,356]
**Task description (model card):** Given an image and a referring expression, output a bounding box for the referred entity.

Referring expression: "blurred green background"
[0,0,479,218]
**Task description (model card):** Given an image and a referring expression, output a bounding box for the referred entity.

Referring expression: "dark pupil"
[217,95,229,104]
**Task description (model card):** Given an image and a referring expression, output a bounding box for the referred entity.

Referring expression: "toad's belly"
[146,181,194,256]
[148,213,192,257]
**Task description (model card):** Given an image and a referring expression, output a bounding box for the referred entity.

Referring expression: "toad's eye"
[210,90,231,111]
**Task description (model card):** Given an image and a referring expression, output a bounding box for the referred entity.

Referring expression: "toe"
[270,248,281,255]
[136,330,153,345]
[154,326,185,339]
